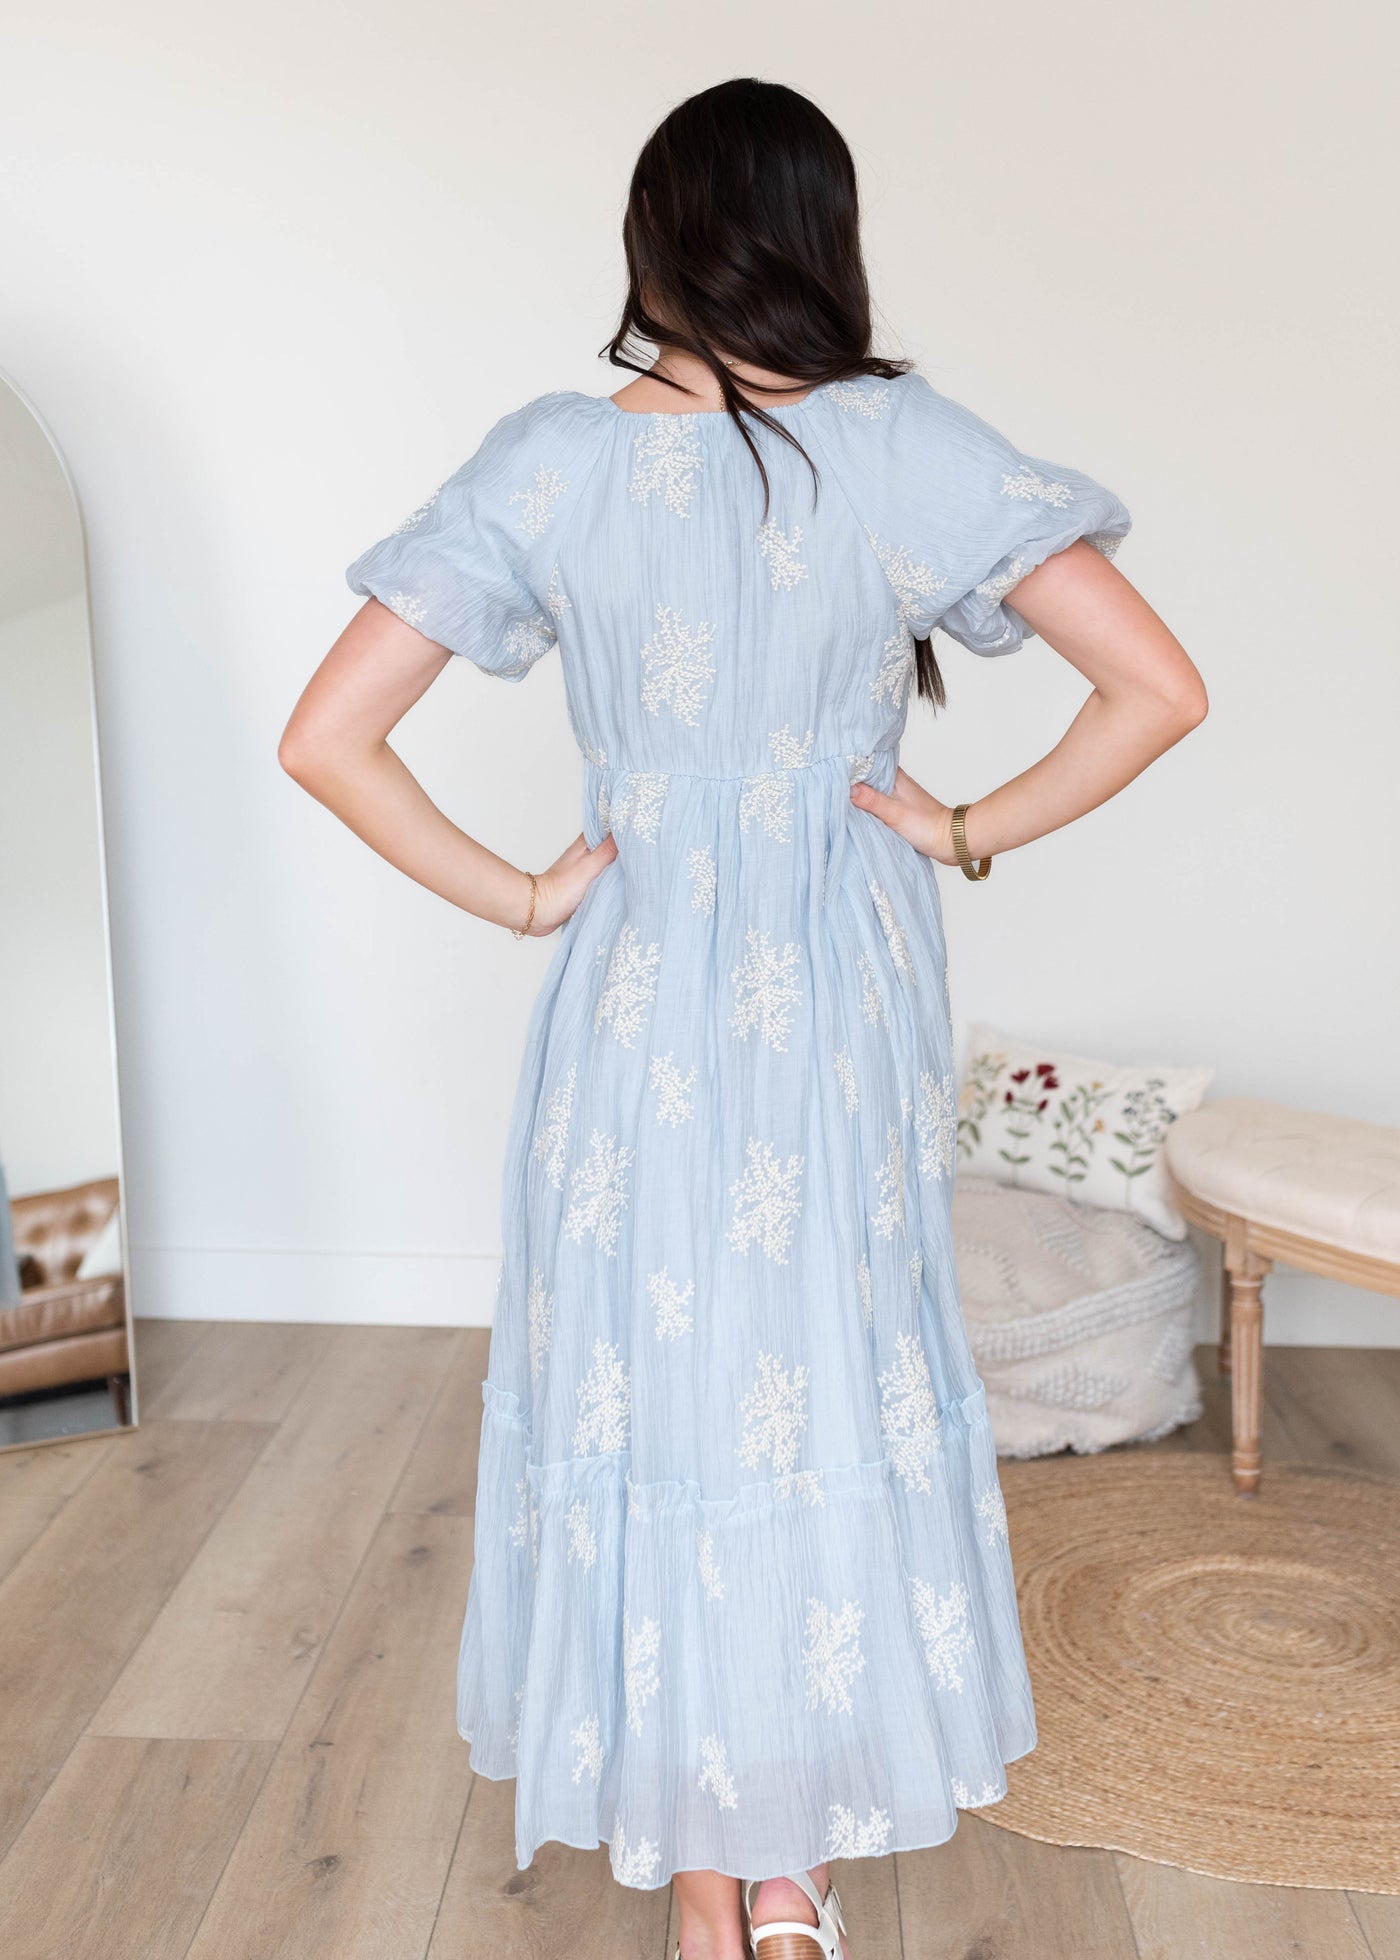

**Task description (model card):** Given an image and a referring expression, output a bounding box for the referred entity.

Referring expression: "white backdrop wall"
[1,0,1395,1341]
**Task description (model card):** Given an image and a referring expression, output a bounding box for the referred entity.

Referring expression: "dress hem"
[456,1721,1037,1889]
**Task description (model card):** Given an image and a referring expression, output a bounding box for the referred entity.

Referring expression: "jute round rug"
[978,1453,1400,1892]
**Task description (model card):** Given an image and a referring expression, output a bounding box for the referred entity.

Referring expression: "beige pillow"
[957,1026,1213,1241]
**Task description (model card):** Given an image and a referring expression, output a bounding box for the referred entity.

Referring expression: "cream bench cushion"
[1164,1097,1400,1262]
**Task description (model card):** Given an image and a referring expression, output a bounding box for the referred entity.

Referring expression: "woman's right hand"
[525,832,619,935]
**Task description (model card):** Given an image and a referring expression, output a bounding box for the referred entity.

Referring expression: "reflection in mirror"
[0,371,136,1447]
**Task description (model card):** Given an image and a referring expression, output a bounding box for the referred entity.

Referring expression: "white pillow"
[957,1026,1213,1240]
[77,1206,124,1278]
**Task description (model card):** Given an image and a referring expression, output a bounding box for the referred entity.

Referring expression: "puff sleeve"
[884,374,1132,657]
[345,392,585,680]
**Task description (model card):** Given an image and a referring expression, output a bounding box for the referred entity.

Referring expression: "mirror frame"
[0,362,138,1450]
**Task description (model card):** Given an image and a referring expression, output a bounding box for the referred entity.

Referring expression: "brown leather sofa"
[1,1175,131,1424]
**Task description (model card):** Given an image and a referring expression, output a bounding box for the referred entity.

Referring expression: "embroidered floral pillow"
[957,1026,1213,1240]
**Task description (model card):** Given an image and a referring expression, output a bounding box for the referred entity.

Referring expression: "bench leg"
[1225,1255,1270,1493]
[1218,1245,1233,1378]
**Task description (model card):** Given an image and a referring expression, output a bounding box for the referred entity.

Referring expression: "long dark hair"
[602,77,945,707]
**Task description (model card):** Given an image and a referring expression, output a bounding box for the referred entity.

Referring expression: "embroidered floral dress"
[346,372,1130,1891]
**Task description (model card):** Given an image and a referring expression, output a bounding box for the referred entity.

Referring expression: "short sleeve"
[881,374,1132,657]
[344,391,590,680]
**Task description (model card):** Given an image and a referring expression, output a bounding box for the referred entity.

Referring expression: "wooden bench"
[1165,1099,1400,1491]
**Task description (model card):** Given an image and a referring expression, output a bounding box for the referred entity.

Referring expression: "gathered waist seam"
[579,744,894,785]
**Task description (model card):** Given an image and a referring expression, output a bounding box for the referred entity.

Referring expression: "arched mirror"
[0,369,136,1447]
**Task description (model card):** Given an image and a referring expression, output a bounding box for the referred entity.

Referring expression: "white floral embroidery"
[570,1713,604,1785]
[509,464,568,537]
[385,591,427,628]
[857,1256,873,1329]
[865,527,947,623]
[833,1047,858,1116]
[974,556,1029,605]
[649,1267,695,1340]
[581,738,608,768]
[506,1682,525,1749]
[738,772,794,843]
[911,1577,974,1692]
[566,1496,598,1570]
[611,771,669,842]
[869,882,915,983]
[597,781,611,829]
[829,380,891,420]
[1001,463,1072,509]
[648,1053,697,1126]
[871,1126,906,1242]
[623,1609,662,1734]
[564,1131,634,1256]
[640,604,718,726]
[533,1064,575,1191]
[730,927,803,1052]
[757,521,808,592]
[688,845,717,917]
[1084,529,1123,560]
[526,1267,553,1385]
[910,1248,923,1299]
[612,1820,661,1888]
[878,1331,941,1491]
[858,951,885,1027]
[697,1528,725,1600]
[545,564,572,622]
[595,924,661,1048]
[728,1140,804,1264]
[573,1336,631,1453]
[803,1597,866,1714]
[629,415,703,516]
[870,626,915,711]
[769,724,815,769]
[915,1069,957,1182]
[953,1779,1004,1808]
[698,1733,739,1810]
[975,1485,1009,1548]
[738,1350,809,1481]
[826,1803,893,1858]
[499,614,555,676]
[848,753,875,784]
[507,1473,539,1565]
[392,485,442,533]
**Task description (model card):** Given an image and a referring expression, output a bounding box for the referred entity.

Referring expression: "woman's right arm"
[277,598,616,935]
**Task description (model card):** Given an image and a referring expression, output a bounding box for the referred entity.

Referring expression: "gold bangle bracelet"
[511,872,538,939]
[951,804,992,882]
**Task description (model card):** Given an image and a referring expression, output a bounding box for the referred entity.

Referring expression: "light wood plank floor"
[0,1325,1393,1960]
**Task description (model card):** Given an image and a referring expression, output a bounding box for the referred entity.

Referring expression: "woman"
[280,77,1206,1960]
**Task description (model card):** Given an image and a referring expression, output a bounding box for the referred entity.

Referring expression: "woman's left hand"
[850,768,958,864]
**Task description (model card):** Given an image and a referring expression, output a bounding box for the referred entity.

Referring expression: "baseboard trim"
[128,1242,1400,1344]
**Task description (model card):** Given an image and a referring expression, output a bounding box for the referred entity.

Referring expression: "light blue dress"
[346,372,1130,1891]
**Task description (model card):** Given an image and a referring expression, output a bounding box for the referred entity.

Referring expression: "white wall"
[0,0,1394,1341]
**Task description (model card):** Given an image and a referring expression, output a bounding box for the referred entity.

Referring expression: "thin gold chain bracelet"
[951,804,992,882]
[511,871,539,939]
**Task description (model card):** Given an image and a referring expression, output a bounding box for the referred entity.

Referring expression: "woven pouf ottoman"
[952,1175,1203,1458]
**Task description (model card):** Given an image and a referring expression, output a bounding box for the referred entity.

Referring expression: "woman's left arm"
[849,540,1208,864]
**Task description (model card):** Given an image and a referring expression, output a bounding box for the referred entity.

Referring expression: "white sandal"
[742,1870,848,1959]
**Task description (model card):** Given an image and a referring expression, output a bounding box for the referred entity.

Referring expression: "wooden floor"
[0,1325,1395,1960]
